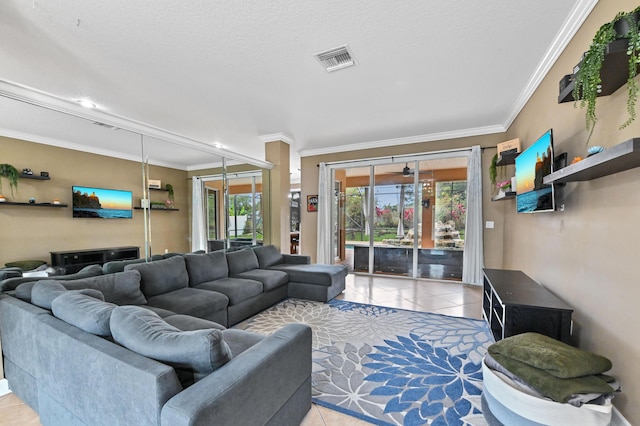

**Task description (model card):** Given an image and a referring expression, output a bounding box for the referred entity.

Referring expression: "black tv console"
[482,269,573,344]
[50,246,140,274]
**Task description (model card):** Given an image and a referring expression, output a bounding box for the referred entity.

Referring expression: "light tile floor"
[0,274,483,426]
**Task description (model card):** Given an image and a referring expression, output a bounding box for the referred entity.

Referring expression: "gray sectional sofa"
[0,245,347,426]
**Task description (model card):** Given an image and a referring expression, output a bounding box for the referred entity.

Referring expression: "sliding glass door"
[331,154,468,281]
[203,171,263,251]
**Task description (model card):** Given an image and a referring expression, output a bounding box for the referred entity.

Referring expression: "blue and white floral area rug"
[235,298,494,426]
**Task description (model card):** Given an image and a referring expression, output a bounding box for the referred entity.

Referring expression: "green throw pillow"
[488,332,612,378]
[5,260,46,271]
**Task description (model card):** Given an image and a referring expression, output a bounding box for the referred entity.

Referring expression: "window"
[434,180,466,249]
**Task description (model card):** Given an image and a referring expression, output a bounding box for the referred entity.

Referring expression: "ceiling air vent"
[315,45,356,72]
[93,121,119,130]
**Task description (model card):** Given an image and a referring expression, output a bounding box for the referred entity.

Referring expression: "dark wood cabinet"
[51,246,139,274]
[483,269,573,344]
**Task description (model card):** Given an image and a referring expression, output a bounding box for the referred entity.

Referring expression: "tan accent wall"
[300,133,508,265]
[503,1,640,422]
[0,136,190,266]
[265,141,290,252]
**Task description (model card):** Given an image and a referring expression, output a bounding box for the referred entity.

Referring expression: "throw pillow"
[253,245,284,268]
[5,259,46,271]
[488,332,613,378]
[110,306,232,386]
[31,281,104,310]
[51,293,116,337]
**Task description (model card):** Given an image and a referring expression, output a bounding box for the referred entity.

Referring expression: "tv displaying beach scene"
[72,186,133,218]
[515,129,555,213]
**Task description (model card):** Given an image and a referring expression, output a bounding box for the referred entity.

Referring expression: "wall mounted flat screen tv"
[72,186,133,218]
[515,129,555,213]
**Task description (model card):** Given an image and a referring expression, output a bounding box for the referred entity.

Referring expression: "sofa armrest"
[161,323,312,426]
[282,254,311,264]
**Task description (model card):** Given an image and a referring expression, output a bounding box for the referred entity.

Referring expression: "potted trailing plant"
[489,154,498,187]
[489,154,509,194]
[619,8,640,129]
[572,20,616,141]
[165,183,174,208]
[573,7,640,143]
[0,163,19,196]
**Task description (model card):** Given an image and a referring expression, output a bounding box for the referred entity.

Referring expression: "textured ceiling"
[0,1,596,178]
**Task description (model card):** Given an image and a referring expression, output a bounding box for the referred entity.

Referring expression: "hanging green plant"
[573,7,640,143]
[0,163,19,196]
[620,8,640,129]
[572,19,616,142]
[165,183,174,201]
[489,154,498,186]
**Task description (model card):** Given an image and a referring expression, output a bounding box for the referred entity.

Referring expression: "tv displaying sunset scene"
[515,129,555,213]
[72,186,133,218]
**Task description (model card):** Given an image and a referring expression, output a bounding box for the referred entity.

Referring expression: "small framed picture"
[307,195,318,212]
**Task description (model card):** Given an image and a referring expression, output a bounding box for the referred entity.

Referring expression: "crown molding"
[298,125,505,157]
[502,0,598,129]
[0,127,183,170]
[0,79,273,170]
[259,133,294,145]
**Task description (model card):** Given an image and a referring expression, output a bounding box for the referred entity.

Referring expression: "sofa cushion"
[234,269,288,291]
[14,282,37,301]
[269,264,347,286]
[184,251,229,286]
[221,329,266,357]
[62,270,146,305]
[136,305,177,318]
[164,314,226,332]
[253,245,284,268]
[195,277,263,304]
[51,292,117,337]
[145,287,229,321]
[30,281,104,310]
[226,249,260,276]
[110,306,232,386]
[15,270,146,305]
[125,255,189,297]
[102,258,149,274]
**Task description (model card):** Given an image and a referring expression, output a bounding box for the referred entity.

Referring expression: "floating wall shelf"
[19,173,51,180]
[491,191,516,202]
[134,207,179,211]
[559,38,635,103]
[544,138,640,184]
[0,202,67,208]
[495,151,518,166]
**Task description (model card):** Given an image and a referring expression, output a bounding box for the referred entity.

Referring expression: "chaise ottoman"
[253,245,348,302]
[272,263,347,302]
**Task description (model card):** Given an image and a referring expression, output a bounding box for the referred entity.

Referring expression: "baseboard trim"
[612,406,631,426]
[0,378,10,396]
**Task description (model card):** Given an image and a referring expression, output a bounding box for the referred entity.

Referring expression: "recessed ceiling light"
[76,99,97,109]
[212,142,224,149]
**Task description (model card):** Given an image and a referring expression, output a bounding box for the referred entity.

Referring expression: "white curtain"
[396,185,405,237]
[191,176,207,252]
[362,187,370,236]
[316,163,332,264]
[462,145,484,285]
